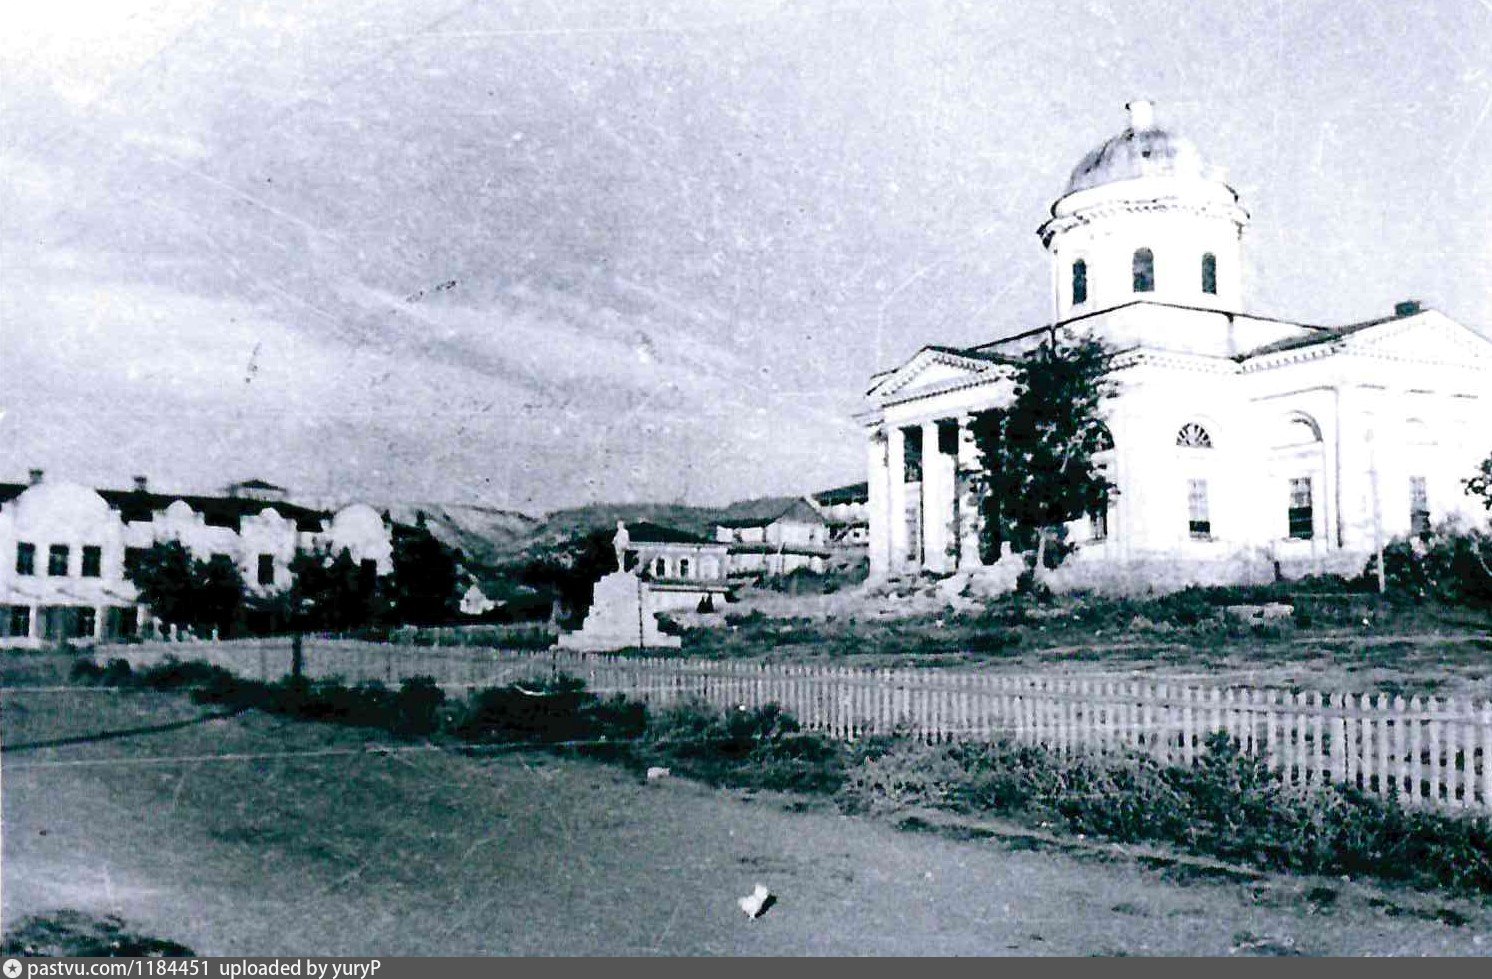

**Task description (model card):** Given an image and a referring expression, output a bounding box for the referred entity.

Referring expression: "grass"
[675,583,1492,700]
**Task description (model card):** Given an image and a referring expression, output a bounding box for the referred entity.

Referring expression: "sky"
[2,0,1489,513]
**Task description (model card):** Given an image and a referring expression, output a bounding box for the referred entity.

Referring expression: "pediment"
[868,347,1010,402]
[1342,311,1492,366]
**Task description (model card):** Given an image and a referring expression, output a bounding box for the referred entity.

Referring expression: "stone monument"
[556,570,681,651]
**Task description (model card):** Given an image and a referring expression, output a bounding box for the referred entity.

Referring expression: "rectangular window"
[15,542,35,576]
[76,607,97,639]
[8,605,30,637]
[124,547,147,576]
[1287,477,1314,540]
[81,545,103,578]
[1187,479,1211,539]
[257,554,276,586]
[48,544,70,577]
[1409,476,1430,536]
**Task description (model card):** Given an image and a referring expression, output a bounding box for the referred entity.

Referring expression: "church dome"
[1064,100,1214,196]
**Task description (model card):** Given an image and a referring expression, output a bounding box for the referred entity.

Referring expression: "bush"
[393,676,446,736]
[648,698,847,793]
[1370,521,1492,608]
[2,911,192,957]
[452,672,647,745]
[834,729,1492,895]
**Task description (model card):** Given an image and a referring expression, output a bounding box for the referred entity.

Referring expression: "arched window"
[1201,253,1217,295]
[1276,414,1322,448]
[678,558,691,579]
[1071,259,1088,305]
[653,557,668,577]
[1132,248,1155,293]
[1176,422,1213,448]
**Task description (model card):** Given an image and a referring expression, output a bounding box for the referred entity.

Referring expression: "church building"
[862,101,1492,590]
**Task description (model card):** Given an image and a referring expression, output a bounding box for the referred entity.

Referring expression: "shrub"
[2,911,192,957]
[834,729,1492,895]
[134,658,233,691]
[1370,521,1492,608]
[452,672,647,745]
[393,676,446,736]
[648,698,847,793]
[69,658,105,684]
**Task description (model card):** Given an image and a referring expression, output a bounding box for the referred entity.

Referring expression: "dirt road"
[3,687,1490,955]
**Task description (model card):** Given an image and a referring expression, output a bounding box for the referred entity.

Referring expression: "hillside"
[381,502,542,567]
[511,503,731,558]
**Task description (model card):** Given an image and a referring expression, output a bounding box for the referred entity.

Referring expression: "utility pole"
[1369,428,1386,594]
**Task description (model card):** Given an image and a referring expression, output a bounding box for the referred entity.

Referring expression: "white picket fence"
[99,639,1492,812]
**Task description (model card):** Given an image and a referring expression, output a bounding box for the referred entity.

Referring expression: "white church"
[862,101,1492,591]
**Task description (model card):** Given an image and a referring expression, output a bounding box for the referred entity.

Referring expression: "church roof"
[1065,101,1221,196]
[1236,312,1407,360]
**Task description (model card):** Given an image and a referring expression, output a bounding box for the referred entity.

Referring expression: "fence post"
[1392,694,1407,800]
[1481,702,1491,810]
[1445,697,1461,808]
[1428,696,1443,805]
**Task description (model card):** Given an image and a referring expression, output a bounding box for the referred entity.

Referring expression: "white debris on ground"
[738,883,773,919]
[668,567,1028,631]
[645,766,671,781]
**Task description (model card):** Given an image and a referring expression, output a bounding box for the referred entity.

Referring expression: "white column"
[956,415,985,569]
[887,426,909,574]
[866,428,892,578]
[921,420,955,574]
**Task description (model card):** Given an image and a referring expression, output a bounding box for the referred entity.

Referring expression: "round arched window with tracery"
[1176,422,1213,448]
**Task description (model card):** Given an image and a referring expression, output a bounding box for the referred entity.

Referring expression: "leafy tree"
[196,554,247,635]
[285,545,381,632]
[387,524,462,625]
[125,541,245,635]
[1464,452,1492,514]
[518,528,619,627]
[969,332,1118,584]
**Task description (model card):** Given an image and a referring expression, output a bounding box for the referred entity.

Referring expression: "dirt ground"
[4,683,1491,956]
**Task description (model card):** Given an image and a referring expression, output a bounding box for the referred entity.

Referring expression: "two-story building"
[0,471,395,646]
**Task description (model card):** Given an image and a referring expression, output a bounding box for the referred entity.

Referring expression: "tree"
[517,528,619,627]
[1465,452,1492,514]
[125,541,245,635]
[387,524,462,625]
[969,332,1118,584]
[285,545,381,632]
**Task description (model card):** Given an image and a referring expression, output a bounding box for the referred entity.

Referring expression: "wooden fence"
[100,639,1492,812]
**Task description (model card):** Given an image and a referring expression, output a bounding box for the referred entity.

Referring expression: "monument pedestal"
[556,571,681,652]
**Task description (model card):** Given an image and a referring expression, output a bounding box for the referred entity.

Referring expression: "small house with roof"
[811,482,870,546]
[713,497,830,577]
[614,520,730,612]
